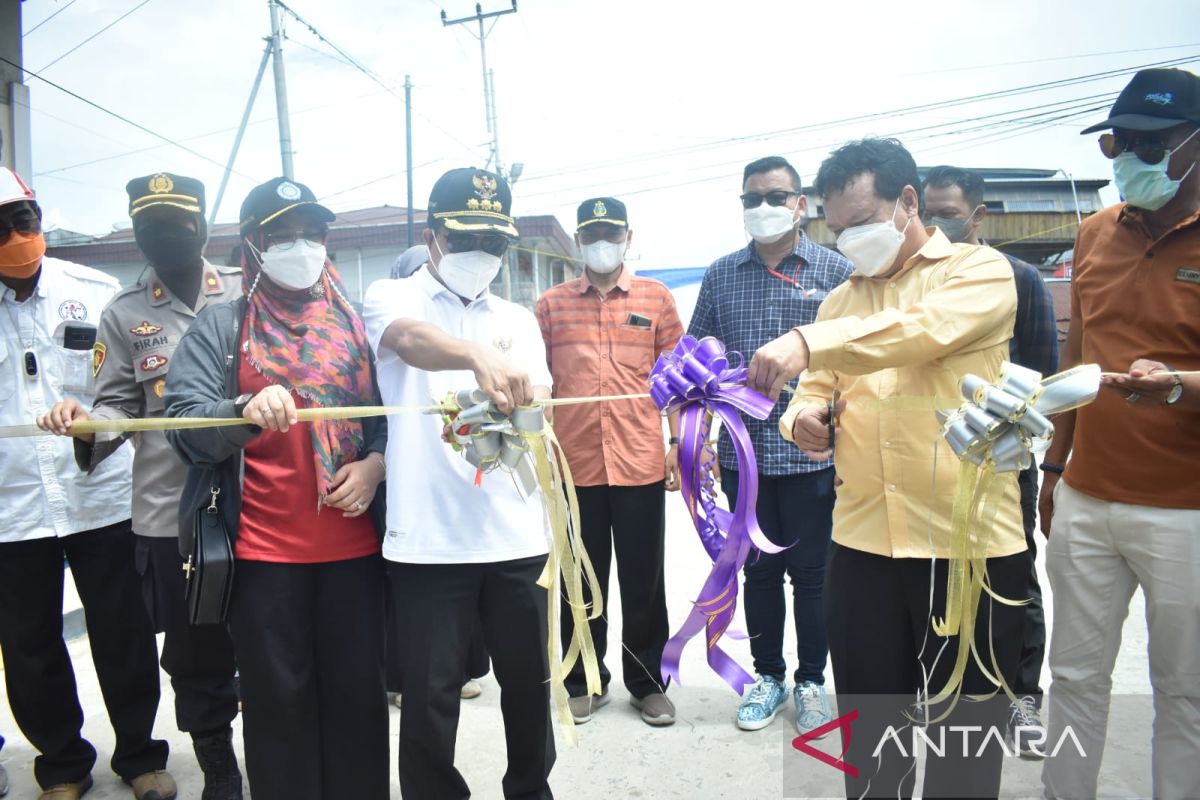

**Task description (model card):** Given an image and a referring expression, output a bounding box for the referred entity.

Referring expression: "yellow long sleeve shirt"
[779,229,1025,559]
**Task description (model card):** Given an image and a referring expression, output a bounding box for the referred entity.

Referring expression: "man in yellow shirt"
[749,138,1026,798]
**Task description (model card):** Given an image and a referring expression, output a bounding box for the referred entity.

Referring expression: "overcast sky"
[14,0,1200,266]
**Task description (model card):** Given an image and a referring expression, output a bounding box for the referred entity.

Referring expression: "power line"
[0,54,255,180]
[520,54,1198,185]
[273,1,481,157]
[37,0,156,73]
[23,0,81,36]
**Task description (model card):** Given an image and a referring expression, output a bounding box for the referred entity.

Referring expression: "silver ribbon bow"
[941,362,1102,472]
[442,388,545,497]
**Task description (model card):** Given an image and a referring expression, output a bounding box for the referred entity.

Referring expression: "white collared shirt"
[0,258,133,543]
[363,268,552,564]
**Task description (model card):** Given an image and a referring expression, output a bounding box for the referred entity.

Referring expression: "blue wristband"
[1039,462,1064,475]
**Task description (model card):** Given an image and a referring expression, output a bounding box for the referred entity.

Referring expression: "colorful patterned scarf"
[242,260,373,502]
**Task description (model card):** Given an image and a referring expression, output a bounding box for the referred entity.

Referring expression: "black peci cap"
[428,167,518,237]
[239,177,335,234]
[1081,68,1200,134]
[576,197,627,230]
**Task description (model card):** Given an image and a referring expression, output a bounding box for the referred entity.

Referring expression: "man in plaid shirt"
[688,156,853,735]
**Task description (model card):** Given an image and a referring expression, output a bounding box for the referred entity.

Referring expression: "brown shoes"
[128,770,177,800]
[630,692,676,726]
[37,775,93,800]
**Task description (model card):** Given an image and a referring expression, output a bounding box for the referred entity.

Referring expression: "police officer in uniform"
[40,173,243,799]
[0,167,173,800]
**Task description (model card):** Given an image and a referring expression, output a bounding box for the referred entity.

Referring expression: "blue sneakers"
[736,674,789,731]
[794,680,833,737]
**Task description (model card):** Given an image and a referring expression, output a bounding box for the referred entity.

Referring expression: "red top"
[235,343,379,563]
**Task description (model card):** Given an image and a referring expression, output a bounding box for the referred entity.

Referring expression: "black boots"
[191,728,244,800]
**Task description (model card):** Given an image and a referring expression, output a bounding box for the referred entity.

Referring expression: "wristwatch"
[1165,368,1184,405]
[233,392,254,417]
[668,436,680,446]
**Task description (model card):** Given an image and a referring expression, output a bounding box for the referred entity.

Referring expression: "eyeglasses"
[445,232,511,257]
[1098,132,1173,165]
[740,190,800,209]
[577,224,628,245]
[264,224,328,249]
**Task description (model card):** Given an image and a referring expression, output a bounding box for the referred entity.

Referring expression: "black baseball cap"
[428,167,518,238]
[1081,68,1200,134]
[239,177,335,234]
[127,172,205,218]
[576,197,628,230]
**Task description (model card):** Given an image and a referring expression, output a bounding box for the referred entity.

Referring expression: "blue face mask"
[1113,127,1198,211]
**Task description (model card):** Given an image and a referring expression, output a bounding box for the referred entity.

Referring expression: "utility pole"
[210,42,272,226]
[440,1,517,179]
[269,0,295,179]
[405,74,415,247]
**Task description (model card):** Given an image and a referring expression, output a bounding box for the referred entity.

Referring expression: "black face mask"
[134,220,205,273]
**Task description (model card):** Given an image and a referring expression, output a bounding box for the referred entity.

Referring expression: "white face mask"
[256,239,327,291]
[743,202,799,244]
[836,199,912,277]
[433,238,502,299]
[581,240,626,273]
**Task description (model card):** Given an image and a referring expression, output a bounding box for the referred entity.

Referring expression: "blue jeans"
[723,468,835,685]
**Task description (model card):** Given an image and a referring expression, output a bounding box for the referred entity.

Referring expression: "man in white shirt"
[0,168,174,800]
[363,168,555,800]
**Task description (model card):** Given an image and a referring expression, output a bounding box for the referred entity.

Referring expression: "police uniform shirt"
[81,261,241,538]
[0,258,133,543]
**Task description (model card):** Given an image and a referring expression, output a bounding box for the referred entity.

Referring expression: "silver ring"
[1126,392,1141,404]
[353,501,363,510]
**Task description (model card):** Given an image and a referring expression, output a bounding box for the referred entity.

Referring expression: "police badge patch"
[92,343,106,377]
[140,353,169,372]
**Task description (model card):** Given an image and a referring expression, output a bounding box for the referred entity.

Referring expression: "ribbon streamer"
[925,362,1102,720]
[649,335,782,694]
[437,389,603,745]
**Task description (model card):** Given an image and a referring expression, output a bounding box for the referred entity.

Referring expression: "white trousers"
[1042,480,1200,800]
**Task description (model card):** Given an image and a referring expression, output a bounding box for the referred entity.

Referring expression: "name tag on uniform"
[625,313,652,328]
[1175,267,1200,285]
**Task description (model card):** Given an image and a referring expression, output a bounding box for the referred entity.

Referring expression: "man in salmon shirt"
[535,197,683,727]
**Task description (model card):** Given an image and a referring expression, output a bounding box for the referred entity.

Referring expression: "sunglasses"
[1098,132,1174,165]
[740,190,800,209]
[445,232,511,257]
[577,224,628,245]
[0,212,41,241]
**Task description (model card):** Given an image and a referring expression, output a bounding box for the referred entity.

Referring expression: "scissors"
[826,388,841,451]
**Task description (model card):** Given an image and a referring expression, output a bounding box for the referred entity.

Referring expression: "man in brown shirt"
[1038,68,1200,800]
[535,197,683,727]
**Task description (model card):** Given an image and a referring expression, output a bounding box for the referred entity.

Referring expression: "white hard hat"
[0,168,35,207]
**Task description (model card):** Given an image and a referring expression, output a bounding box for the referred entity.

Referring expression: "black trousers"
[724,468,835,684]
[0,521,168,789]
[824,543,1027,799]
[386,593,489,693]
[390,555,554,800]
[227,556,388,800]
[1014,466,1046,700]
[134,535,238,735]
[562,482,670,699]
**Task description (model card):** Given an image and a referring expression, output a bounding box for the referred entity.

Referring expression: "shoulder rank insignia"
[130,321,163,336]
[153,378,166,399]
[140,354,168,372]
[92,343,106,378]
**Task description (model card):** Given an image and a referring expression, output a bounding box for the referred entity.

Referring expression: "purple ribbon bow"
[650,335,781,694]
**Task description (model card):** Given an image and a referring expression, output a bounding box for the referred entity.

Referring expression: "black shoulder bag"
[185,485,235,624]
